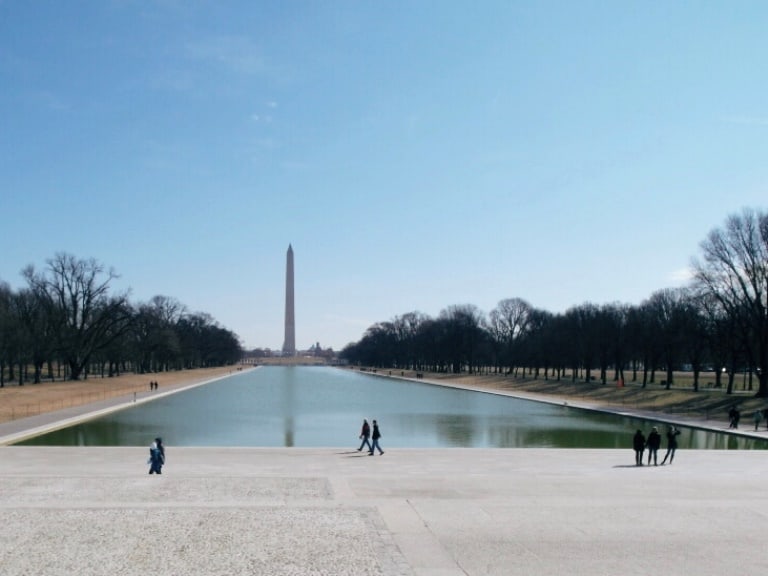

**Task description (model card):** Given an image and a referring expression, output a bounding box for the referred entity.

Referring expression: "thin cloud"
[251,101,277,123]
[669,267,694,285]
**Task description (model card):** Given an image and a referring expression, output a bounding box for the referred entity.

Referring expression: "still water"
[18,366,767,449]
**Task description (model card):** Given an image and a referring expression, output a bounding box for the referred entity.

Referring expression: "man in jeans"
[369,420,384,455]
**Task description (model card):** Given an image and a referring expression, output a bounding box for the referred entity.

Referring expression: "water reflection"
[17,366,768,450]
[282,367,295,447]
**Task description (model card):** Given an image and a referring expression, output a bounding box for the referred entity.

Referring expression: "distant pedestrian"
[753,409,763,431]
[633,429,646,466]
[728,406,740,429]
[148,437,165,474]
[357,419,372,452]
[660,426,680,465]
[369,419,384,455]
[646,426,661,466]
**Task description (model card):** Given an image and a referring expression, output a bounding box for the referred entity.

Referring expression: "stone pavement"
[1,446,767,575]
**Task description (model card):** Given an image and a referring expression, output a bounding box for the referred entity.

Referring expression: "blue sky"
[1,2,766,352]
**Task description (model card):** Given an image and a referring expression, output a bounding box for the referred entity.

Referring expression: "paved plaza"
[0,381,766,575]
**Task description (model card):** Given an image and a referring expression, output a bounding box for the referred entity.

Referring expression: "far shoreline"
[351,366,768,441]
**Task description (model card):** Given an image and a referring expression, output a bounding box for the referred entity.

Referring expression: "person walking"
[646,426,661,466]
[148,437,165,474]
[357,419,372,452]
[632,429,646,466]
[369,419,384,455]
[753,409,763,431]
[728,406,740,429]
[660,426,680,465]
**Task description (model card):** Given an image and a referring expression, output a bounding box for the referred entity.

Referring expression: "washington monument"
[282,244,296,356]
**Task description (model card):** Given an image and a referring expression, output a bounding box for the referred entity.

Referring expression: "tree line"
[0,253,242,385]
[341,208,768,397]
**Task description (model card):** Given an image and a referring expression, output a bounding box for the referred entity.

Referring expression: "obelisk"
[282,244,296,356]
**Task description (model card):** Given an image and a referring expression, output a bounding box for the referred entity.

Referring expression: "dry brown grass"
[371,368,767,424]
[0,366,239,423]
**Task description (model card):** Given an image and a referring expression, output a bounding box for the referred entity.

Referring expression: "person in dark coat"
[660,426,680,465]
[148,437,165,474]
[728,406,740,429]
[369,419,384,456]
[357,419,372,452]
[646,426,661,466]
[633,430,646,466]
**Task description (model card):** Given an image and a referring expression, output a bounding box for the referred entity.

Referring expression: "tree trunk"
[68,360,83,381]
[756,373,768,398]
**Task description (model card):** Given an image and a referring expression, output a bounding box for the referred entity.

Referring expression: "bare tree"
[692,209,768,397]
[564,303,601,383]
[490,298,533,375]
[175,312,242,368]
[392,312,429,370]
[594,303,626,385]
[14,288,57,383]
[132,296,188,373]
[644,288,691,389]
[0,281,16,387]
[438,304,487,374]
[678,291,709,392]
[519,308,553,379]
[23,253,133,380]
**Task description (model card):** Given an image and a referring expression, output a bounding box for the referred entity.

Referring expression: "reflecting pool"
[17,366,768,449]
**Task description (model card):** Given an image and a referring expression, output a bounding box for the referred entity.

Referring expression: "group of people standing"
[357,418,384,455]
[633,425,680,466]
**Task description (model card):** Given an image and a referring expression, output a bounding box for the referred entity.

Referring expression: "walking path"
[0,370,239,446]
[1,370,766,575]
